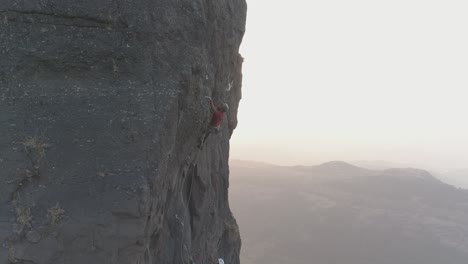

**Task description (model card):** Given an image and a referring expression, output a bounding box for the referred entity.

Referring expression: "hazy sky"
[230,0,468,170]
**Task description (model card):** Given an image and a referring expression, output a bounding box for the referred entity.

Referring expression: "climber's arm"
[206,96,217,112]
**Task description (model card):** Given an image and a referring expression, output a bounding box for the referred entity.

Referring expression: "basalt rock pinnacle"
[0,1,246,263]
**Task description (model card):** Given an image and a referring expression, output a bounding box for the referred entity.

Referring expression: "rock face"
[0,1,246,263]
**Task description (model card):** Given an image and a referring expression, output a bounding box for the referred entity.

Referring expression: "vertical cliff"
[0,1,246,263]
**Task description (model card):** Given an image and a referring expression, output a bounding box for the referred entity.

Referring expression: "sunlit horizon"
[231,0,468,171]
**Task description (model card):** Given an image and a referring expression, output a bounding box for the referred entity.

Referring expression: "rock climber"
[198,96,229,148]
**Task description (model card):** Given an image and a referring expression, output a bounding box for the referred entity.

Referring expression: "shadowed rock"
[0,1,246,263]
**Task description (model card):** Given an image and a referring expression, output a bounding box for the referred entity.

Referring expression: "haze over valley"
[230,160,468,264]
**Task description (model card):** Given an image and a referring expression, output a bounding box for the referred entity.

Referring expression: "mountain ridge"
[230,159,468,264]
[232,159,446,185]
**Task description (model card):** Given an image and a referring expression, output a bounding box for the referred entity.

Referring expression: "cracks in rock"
[8,137,48,203]
[185,165,199,234]
[0,9,107,24]
[0,9,128,30]
[14,259,37,264]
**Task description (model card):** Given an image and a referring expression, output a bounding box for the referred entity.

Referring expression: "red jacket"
[210,110,224,127]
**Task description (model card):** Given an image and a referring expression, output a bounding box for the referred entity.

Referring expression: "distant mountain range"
[350,160,468,189]
[229,160,468,264]
[435,169,468,190]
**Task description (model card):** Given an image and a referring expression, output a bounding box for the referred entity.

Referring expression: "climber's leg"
[198,126,221,149]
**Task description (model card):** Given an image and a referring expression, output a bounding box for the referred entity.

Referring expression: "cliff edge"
[0,1,246,263]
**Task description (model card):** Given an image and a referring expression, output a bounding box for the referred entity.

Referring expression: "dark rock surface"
[0,1,246,263]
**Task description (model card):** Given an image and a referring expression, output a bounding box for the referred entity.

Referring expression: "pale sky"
[230,0,468,170]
